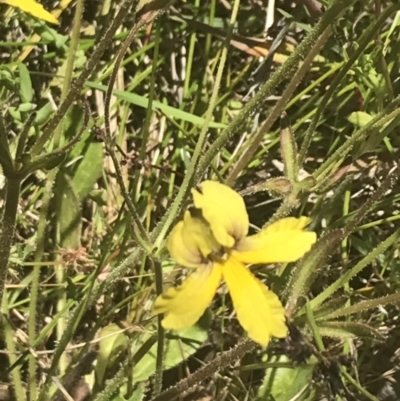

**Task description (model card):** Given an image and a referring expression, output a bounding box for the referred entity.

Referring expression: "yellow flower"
[153,181,317,347]
[0,0,58,24]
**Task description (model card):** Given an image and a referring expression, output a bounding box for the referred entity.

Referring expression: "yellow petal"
[153,264,222,330]
[235,217,316,264]
[1,0,59,24]
[221,257,287,347]
[192,181,249,248]
[167,211,221,268]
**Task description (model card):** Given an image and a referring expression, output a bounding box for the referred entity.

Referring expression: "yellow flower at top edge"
[1,0,58,24]
[153,181,317,347]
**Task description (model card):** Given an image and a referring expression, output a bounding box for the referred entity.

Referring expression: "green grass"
[0,0,400,400]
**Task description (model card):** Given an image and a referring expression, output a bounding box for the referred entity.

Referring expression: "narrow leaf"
[85,82,227,129]
[280,112,298,183]
[309,230,399,311]
[256,355,316,401]
[347,111,373,127]
[95,324,128,385]
[318,321,384,340]
[18,63,33,103]
[132,320,209,383]
[322,292,400,321]
[55,173,82,249]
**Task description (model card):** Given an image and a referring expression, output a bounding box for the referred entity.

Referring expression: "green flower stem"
[341,369,381,401]
[298,1,400,166]
[263,189,300,225]
[0,178,23,401]
[356,214,400,230]
[0,112,14,176]
[196,0,355,183]
[105,147,150,250]
[0,178,21,307]
[2,298,25,401]
[28,171,55,400]
[305,300,325,352]
[153,0,241,250]
[135,19,161,183]
[153,258,165,397]
[226,25,332,185]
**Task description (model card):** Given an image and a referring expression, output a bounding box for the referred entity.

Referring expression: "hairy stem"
[0,178,21,307]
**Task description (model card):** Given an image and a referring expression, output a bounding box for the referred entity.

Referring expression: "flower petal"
[236,217,316,264]
[221,257,287,347]
[168,211,220,268]
[192,181,249,248]
[153,264,222,330]
[1,0,58,24]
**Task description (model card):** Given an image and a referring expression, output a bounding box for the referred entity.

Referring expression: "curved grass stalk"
[298,2,400,166]
[152,0,242,250]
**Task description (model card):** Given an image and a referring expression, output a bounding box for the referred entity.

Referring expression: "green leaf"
[55,172,82,249]
[85,82,227,129]
[132,317,210,383]
[18,102,35,113]
[311,296,349,320]
[18,63,33,103]
[126,383,144,401]
[69,130,103,199]
[318,321,384,340]
[60,107,103,199]
[95,324,128,385]
[347,111,373,127]
[317,325,356,339]
[256,355,316,401]
[18,151,66,176]
[35,102,55,126]
[322,292,400,320]
[280,113,298,183]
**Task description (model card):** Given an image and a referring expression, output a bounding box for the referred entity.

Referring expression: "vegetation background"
[0,0,400,400]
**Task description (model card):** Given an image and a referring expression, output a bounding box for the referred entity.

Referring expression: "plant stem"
[151,340,257,401]
[0,178,21,306]
[28,172,55,400]
[2,298,25,401]
[196,0,356,182]
[0,179,24,400]
[153,0,241,250]
[226,25,332,184]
